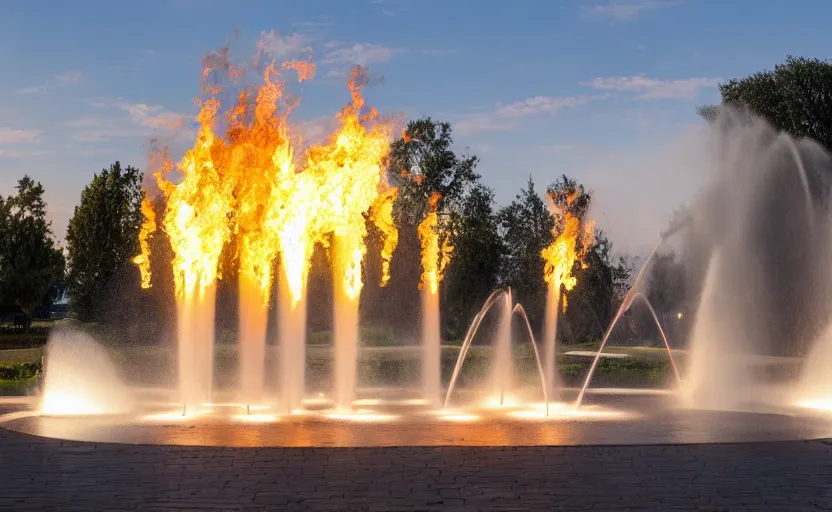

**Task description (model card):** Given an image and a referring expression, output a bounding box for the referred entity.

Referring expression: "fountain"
[7,46,832,452]
[444,288,548,412]
[679,108,830,411]
[41,328,135,416]
[418,192,452,407]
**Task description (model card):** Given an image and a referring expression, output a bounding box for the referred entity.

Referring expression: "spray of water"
[41,328,135,416]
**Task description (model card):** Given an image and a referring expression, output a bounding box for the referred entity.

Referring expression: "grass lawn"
[0,348,43,363]
[0,340,682,396]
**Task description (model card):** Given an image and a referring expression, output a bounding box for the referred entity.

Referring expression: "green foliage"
[0,176,65,312]
[646,250,685,315]
[498,177,554,328]
[699,55,832,152]
[0,361,40,380]
[65,162,144,322]
[375,117,481,335]
[442,184,505,338]
[389,117,480,223]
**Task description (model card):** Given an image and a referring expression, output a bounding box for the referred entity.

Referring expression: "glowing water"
[444,289,506,408]
[491,289,513,403]
[238,273,267,405]
[444,288,547,411]
[177,279,216,408]
[542,283,559,399]
[278,268,308,413]
[421,288,441,407]
[332,235,360,411]
[575,291,681,408]
[682,251,757,410]
[41,328,134,416]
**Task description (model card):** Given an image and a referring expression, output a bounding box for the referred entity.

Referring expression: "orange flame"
[135,50,397,311]
[228,62,294,304]
[303,65,396,300]
[418,191,453,294]
[133,191,157,289]
[541,190,594,311]
[369,187,399,287]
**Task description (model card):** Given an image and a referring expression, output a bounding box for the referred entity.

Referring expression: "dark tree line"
[24,53,832,345]
[1,119,633,345]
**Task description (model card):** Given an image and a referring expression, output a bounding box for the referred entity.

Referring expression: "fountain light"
[435,409,480,422]
[232,413,280,423]
[482,394,520,409]
[325,410,399,422]
[508,402,638,421]
[142,408,210,422]
[41,392,110,416]
[795,399,832,411]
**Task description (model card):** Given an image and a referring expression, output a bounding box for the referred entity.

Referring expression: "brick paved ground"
[1,427,832,511]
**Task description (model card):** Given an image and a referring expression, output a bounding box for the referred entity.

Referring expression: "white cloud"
[583,75,720,100]
[457,95,601,135]
[0,128,43,144]
[0,149,49,158]
[322,41,402,66]
[257,30,310,59]
[18,70,83,94]
[587,0,682,22]
[68,99,188,142]
[117,103,184,130]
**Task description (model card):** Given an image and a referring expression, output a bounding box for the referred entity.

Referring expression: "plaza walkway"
[1,427,831,511]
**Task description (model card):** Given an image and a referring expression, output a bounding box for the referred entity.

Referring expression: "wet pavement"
[3,393,832,510]
[2,426,832,511]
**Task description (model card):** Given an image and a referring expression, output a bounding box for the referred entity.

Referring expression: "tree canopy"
[65,162,144,321]
[0,176,65,312]
[698,56,832,152]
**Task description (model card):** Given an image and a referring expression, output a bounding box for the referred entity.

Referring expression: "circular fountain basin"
[2,388,830,448]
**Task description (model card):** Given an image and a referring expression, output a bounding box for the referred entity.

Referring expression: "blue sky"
[2,0,832,254]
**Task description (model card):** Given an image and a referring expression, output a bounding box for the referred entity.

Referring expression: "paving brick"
[2,427,832,511]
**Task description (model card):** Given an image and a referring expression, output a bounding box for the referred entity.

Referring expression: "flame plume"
[541,188,595,398]
[541,190,594,311]
[369,187,399,287]
[132,44,398,410]
[417,191,452,406]
[418,191,453,294]
[133,191,157,289]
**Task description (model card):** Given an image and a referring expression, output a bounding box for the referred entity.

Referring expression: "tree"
[498,177,554,330]
[565,233,633,343]
[0,176,65,312]
[65,162,144,322]
[698,56,832,152]
[542,175,632,343]
[442,184,505,338]
[371,118,480,335]
[389,117,480,224]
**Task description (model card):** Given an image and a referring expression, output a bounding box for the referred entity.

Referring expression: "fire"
[229,62,298,304]
[131,45,399,408]
[540,190,595,311]
[136,58,396,303]
[133,191,157,289]
[158,95,236,301]
[418,191,453,294]
[369,187,399,286]
[303,66,396,299]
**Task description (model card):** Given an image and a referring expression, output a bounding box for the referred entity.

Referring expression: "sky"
[2,0,832,256]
